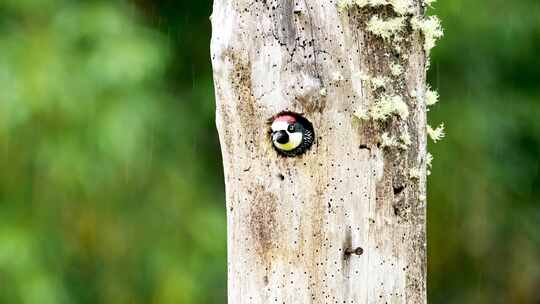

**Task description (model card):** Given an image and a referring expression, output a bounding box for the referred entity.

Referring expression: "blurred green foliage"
[428,1,540,303]
[0,1,224,303]
[0,0,538,303]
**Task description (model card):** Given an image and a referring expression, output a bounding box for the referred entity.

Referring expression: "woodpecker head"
[270,113,314,157]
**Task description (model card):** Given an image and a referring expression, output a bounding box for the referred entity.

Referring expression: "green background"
[0,0,538,303]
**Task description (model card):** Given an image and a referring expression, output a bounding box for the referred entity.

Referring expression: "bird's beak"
[272,130,289,144]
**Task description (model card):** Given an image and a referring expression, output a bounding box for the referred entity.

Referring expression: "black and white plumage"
[270,113,314,157]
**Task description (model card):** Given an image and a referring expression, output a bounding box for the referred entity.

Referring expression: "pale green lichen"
[371,95,408,120]
[337,0,414,15]
[410,167,422,179]
[399,130,411,148]
[337,0,385,8]
[388,0,414,15]
[367,16,406,40]
[379,130,411,150]
[337,0,354,11]
[427,123,445,142]
[426,152,433,175]
[337,0,369,11]
[338,0,444,177]
[426,152,433,167]
[380,132,397,148]
[388,95,409,119]
[353,108,370,120]
[371,75,390,88]
[411,16,444,53]
[424,0,437,7]
[355,0,371,6]
[390,62,404,76]
[357,94,409,121]
[355,73,390,90]
[320,88,327,96]
[425,87,439,106]
[359,72,371,81]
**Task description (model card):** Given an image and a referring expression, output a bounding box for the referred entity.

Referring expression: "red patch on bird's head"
[274,115,296,123]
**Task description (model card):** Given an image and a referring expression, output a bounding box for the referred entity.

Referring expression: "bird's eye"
[287,124,295,132]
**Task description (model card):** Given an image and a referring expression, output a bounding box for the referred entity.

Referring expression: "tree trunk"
[211,1,429,303]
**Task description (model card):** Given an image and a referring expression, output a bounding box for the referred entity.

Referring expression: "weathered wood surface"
[211,1,429,303]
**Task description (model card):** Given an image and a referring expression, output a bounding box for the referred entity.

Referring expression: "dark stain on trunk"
[248,184,280,263]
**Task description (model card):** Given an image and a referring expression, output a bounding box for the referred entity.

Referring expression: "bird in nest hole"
[270,113,314,157]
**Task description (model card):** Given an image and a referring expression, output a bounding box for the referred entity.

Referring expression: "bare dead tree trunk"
[211,1,435,302]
